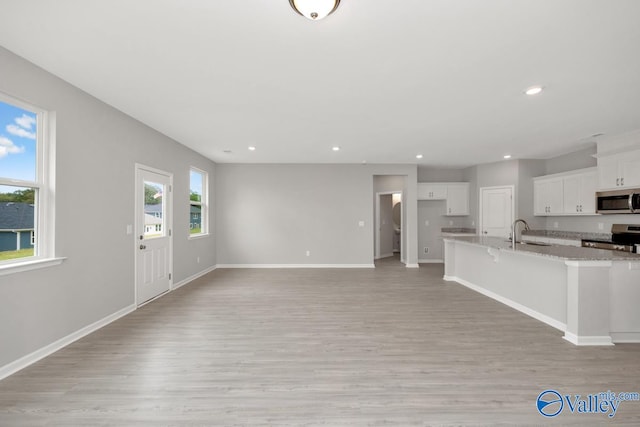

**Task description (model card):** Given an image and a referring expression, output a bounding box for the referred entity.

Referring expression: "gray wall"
[417,167,464,183]
[216,164,418,266]
[545,145,596,175]
[0,47,217,368]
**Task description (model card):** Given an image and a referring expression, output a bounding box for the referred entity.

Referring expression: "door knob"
[140,244,146,250]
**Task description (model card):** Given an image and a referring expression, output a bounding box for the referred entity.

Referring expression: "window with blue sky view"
[0,99,38,261]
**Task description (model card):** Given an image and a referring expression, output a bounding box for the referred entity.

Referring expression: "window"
[189,168,208,236]
[0,93,54,269]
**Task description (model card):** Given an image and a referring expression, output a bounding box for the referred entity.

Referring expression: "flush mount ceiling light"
[248,146,256,151]
[289,0,340,20]
[332,146,341,151]
[416,154,424,159]
[524,86,544,96]
[503,154,512,159]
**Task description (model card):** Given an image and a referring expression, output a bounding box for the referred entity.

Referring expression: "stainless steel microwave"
[596,189,640,214]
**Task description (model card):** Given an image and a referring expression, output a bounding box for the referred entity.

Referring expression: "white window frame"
[189,167,208,238]
[0,92,61,276]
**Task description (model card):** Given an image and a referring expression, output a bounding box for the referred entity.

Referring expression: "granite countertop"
[443,235,640,261]
[522,230,611,241]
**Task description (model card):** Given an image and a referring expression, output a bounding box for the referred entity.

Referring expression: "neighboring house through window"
[0,93,54,267]
[189,168,207,236]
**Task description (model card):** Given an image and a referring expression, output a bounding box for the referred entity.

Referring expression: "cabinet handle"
[617,178,620,186]
[621,177,624,186]
[580,205,583,212]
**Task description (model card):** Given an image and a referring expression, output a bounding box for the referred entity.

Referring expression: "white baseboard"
[563,332,614,346]
[610,332,640,343]
[418,259,443,264]
[0,303,136,381]
[173,265,218,290]
[0,263,221,381]
[405,263,419,269]
[447,275,567,332]
[216,264,376,269]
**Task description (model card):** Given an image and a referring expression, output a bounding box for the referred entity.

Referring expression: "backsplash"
[523,229,611,241]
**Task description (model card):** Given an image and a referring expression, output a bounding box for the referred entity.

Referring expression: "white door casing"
[480,186,514,238]
[135,164,173,306]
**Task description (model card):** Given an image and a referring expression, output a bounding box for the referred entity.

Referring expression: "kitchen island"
[443,236,640,345]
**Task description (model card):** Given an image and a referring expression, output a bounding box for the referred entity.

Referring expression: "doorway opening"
[373,175,407,266]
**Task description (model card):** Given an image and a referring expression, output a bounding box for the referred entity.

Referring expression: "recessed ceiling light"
[248,146,256,151]
[504,154,512,159]
[416,154,424,159]
[525,86,544,96]
[332,146,340,151]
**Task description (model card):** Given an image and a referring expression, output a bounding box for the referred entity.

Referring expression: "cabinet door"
[547,178,564,214]
[446,184,469,215]
[562,175,581,214]
[534,180,548,215]
[620,149,640,188]
[578,171,597,214]
[417,183,447,200]
[598,154,620,190]
[430,184,448,199]
[534,178,563,215]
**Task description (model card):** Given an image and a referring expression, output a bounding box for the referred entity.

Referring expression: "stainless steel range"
[581,224,640,253]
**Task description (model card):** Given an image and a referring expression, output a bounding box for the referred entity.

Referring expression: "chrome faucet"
[511,219,530,249]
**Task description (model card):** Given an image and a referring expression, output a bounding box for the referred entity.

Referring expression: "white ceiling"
[1,0,639,167]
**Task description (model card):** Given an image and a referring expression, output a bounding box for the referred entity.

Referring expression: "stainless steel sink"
[521,241,551,247]
[505,240,552,247]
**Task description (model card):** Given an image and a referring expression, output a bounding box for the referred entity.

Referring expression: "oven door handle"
[630,194,636,213]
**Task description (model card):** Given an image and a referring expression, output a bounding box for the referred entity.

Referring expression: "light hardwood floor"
[1,256,640,425]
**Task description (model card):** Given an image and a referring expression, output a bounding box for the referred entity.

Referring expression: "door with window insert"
[135,165,172,305]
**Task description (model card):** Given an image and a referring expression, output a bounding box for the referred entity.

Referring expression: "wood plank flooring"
[1,256,640,425]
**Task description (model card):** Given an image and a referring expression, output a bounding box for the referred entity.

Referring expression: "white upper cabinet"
[445,183,469,216]
[534,168,597,216]
[562,170,597,214]
[534,177,564,215]
[417,182,469,216]
[417,183,447,200]
[598,148,640,190]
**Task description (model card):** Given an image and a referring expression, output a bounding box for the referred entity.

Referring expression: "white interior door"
[480,186,514,238]
[136,165,172,305]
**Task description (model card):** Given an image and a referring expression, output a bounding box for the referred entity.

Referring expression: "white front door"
[136,165,172,305]
[480,186,514,238]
